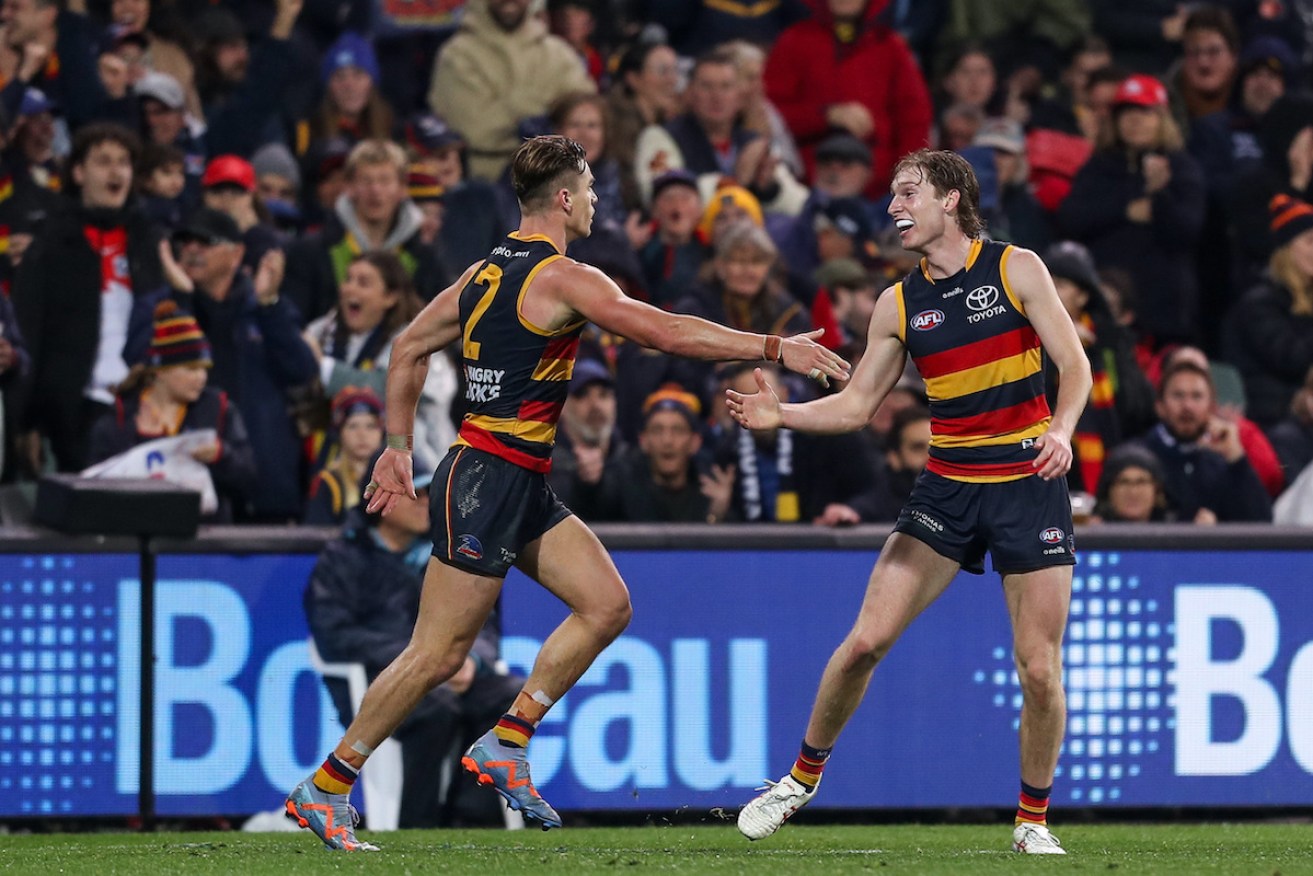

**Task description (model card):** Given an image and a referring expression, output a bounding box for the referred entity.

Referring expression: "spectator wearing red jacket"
[765,0,932,198]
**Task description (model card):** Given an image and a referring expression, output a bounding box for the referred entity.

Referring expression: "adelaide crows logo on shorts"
[911,309,945,331]
[456,534,484,560]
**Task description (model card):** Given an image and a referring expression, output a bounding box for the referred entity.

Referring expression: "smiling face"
[74,140,134,209]
[887,167,953,253]
[111,0,148,31]
[338,259,398,334]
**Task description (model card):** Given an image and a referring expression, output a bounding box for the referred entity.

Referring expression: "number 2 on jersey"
[463,263,503,361]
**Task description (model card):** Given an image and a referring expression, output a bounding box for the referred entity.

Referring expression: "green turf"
[0,822,1304,874]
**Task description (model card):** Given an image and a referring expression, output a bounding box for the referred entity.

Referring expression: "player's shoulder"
[544,256,614,290]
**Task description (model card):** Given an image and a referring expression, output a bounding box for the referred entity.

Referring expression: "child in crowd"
[304,386,384,525]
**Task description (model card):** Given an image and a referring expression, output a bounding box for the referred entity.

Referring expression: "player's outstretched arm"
[1009,248,1093,481]
[726,287,907,435]
[561,262,852,384]
[366,261,478,516]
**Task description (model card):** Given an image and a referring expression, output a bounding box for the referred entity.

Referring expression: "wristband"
[386,434,413,452]
[762,334,783,363]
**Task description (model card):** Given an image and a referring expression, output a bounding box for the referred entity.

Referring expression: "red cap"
[202,154,256,191]
[1113,74,1168,109]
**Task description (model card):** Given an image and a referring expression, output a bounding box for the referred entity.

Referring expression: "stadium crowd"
[0,0,1311,527]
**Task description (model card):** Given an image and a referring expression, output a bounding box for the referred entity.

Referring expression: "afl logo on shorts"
[911,309,945,331]
[1039,527,1065,544]
[456,534,484,560]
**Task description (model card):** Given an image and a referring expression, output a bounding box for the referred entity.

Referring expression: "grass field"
[0,822,1304,875]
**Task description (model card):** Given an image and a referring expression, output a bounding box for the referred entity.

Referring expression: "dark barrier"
[0,524,1309,819]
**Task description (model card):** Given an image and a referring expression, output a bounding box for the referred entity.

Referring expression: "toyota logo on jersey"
[966,285,1000,311]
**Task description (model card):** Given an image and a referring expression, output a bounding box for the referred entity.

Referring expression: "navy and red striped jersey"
[453,232,586,473]
[895,239,1051,483]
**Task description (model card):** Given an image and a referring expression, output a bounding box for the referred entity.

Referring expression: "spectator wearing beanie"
[1092,443,1177,523]
[88,299,257,521]
[1043,240,1155,494]
[1227,92,1313,285]
[639,169,709,309]
[202,154,285,274]
[124,206,318,521]
[1222,194,1313,428]
[403,111,510,275]
[294,32,395,173]
[608,385,733,524]
[304,385,384,525]
[251,142,303,232]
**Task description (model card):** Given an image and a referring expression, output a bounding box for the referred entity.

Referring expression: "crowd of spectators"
[1,0,1310,527]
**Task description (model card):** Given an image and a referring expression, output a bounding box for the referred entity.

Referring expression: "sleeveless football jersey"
[895,239,1051,483]
[453,232,586,472]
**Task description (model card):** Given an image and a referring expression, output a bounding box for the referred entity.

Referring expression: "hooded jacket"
[764,0,932,197]
[282,192,448,323]
[427,0,594,182]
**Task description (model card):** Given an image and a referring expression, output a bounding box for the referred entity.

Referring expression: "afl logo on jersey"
[1039,527,1065,544]
[911,309,945,331]
[966,285,1000,311]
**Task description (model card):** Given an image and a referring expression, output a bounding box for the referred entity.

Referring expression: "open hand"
[158,239,195,293]
[779,328,850,387]
[364,447,415,516]
[254,249,285,304]
[725,368,783,431]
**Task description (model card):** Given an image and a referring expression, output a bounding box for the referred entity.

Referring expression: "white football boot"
[737,774,818,840]
[1012,822,1066,854]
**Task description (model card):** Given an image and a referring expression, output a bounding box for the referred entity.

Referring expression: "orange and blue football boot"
[285,777,380,851]
[461,731,562,830]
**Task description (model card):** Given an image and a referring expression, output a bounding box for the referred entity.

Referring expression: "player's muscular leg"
[1003,565,1072,788]
[804,533,960,748]
[514,516,633,702]
[343,560,504,751]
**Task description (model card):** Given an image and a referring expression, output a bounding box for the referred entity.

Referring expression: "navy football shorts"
[893,470,1076,575]
[428,445,572,577]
